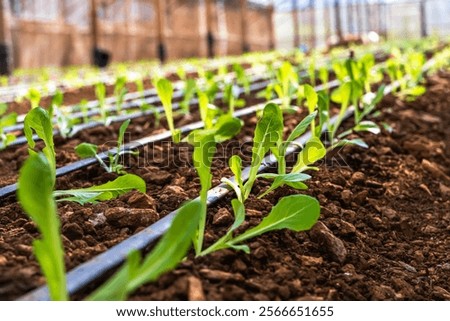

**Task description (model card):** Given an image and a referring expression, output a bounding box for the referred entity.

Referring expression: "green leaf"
[89,200,201,300]
[51,90,64,108]
[75,142,98,158]
[229,195,320,245]
[24,107,56,182]
[229,155,243,190]
[284,111,317,152]
[243,103,283,199]
[303,84,318,114]
[17,153,67,301]
[54,174,146,204]
[26,88,41,109]
[331,82,351,106]
[292,137,326,173]
[353,121,380,135]
[156,78,180,143]
[117,119,131,151]
[332,138,368,149]
[213,115,243,143]
[0,103,8,115]
[0,112,17,128]
[257,173,311,198]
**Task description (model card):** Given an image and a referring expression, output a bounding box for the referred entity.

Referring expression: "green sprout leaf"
[53,174,146,205]
[156,78,181,143]
[17,153,67,301]
[228,195,320,248]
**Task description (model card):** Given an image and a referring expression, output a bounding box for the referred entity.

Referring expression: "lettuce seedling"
[25,87,41,109]
[49,90,78,139]
[75,119,138,174]
[274,61,299,110]
[24,107,56,183]
[222,103,283,202]
[54,174,146,205]
[17,153,68,300]
[88,200,201,300]
[156,78,181,143]
[114,76,128,114]
[0,103,17,150]
[95,82,107,123]
[199,195,320,256]
[232,63,250,95]
[223,82,245,115]
[179,79,197,114]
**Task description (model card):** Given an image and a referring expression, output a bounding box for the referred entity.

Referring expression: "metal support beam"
[292,0,300,48]
[0,0,11,74]
[240,0,249,53]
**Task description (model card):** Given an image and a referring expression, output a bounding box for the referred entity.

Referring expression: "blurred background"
[0,0,448,73]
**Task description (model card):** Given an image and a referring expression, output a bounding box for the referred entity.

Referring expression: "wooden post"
[205,0,215,57]
[0,0,11,74]
[309,0,315,49]
[292,0,300,49]
[419,0,427,38]
[334,0,343,42]
[240,0,249,53]
[154,0,167,62]
[267,4,275,50]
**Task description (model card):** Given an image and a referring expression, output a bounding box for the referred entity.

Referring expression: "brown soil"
[0,71,449,301]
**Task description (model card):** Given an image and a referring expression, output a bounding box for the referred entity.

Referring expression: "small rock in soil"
[89,212,107,227]
[432,286,450,300]
[354,190,368,205]
[127,192,157,210]
[15,244,32,256]
[199,269,244,282]
[310,222,347,263]
[0,255,7,266]
[422,159,450,182]
[142,168,172,185]
[397,261,417,273]
[371,285,396,300]
[232,259,247,272]
[382,207,398,220]
[300,255,323,266]
[439,183,450,198]
[187,276,205,301]
[62,223,84,240]
[326,218,356,237]
[158,186,189,206]
[340,190,353,205]
[105,207,159,228]
[212,208,233,226]
[422,225,440,234]
[350,172,365,185]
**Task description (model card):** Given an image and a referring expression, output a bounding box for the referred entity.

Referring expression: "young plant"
[95,82,107,123]
[273,61,298,110]
[156,78,181,143]
[135,78,161,126]
[49,90,77,139]
[199,194,320,256]
[222,103,283,202]
[54,174,146,204]
[88,200,201,300]
[186,111,243,254]
[25,87,41,109]
[0,103,17,150]
[75,119,138,174]
[114,76,128,114]
[179,78,197,114]
[78,99,90,124]
[223,82,245,115]
[24,107,56,183]
[232,63,250,95]
[17,153,68,301]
